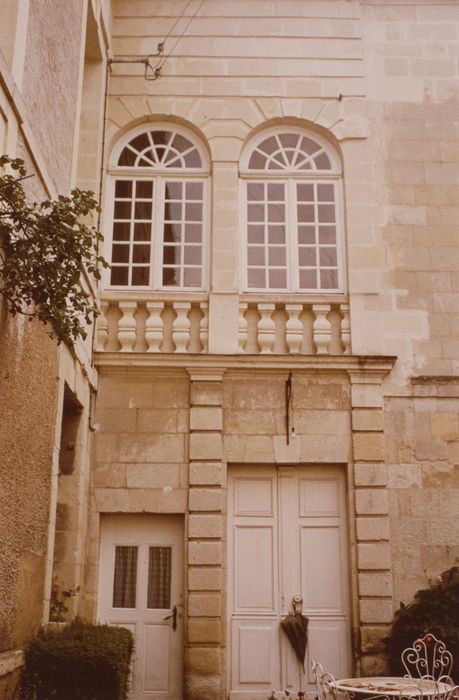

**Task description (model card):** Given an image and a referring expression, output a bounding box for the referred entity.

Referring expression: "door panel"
[98,514,184,700]
[229,466,351,699]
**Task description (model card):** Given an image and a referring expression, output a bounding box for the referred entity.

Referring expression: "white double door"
[98,514,184,700]
[228,465,351,699]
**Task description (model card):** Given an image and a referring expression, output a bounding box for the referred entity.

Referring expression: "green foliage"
[21,618,134,700]
[49,585,79,623]
[385,566,459,682]
[0,155,109,345]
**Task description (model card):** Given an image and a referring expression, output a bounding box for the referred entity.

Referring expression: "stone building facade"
[1,2,459,700]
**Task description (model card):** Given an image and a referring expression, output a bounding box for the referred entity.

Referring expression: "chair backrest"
[401,634,453,681]
[312,660,340,700]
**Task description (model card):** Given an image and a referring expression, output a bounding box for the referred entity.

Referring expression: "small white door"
[228,466,351,699]
[98,514,184,700]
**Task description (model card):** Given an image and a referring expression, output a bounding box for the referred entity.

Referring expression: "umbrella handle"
[291,595,303,614]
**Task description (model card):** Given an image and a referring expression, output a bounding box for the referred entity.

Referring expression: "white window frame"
[240,127,346,294]
[104,123,210,292]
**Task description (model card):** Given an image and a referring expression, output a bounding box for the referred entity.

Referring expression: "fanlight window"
[109,127,208,289]
[242,129,344,293]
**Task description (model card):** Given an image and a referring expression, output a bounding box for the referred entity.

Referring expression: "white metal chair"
[401,634,454,685]
[312,660,341,700]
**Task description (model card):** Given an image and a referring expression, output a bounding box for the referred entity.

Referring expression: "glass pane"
[130,134,150,152]
[113,546,137,608]
[318,204,335,223]
[152,130,171,147]
[248,268,266,288]
[267,204,285,222]
[248,225,264,244]
[136,180,153,198]
[165,182,183,199]
[163,246,181,265]
[268,269,286,288]
[258,136,277,155]
[300,137,321,156]
[118,147,136,167]
[113,222,131,241]
[147,547,172,609]
[297,204,315,223]
[184,268,201,287]
[248,151,266,169]
[184,224,202,243]
[185,203,202,222]
[110,267,128,286]
[319,247,338,266]
[267,159,283,170]
[268,225,285,244]
[267,183,284,201]
[299,269,318,289]
[164,222,182,243]
[135,201,152,220]
[184,150,201,168]
[164,201,182,220]
[115,180,132,198]
[317,183,335,201]
[318,226,336,244]
[132,267,150,285]
[299,247,317,266]
[279,133,300,148]
[248,204,264,222]
[114,201,132,220]
[112,245,130,264]
[298,226,316,244]
[133,245,151,264]
[315,152,331,170]
[163,267,180,286]
[248,246,265,266]
[184,246,201,265]
[186,182,203,200]
[134,222,151,241]
[268,247,286,266]
[247,182,264,201]
[320,269,338,289]
[171,133,193,153]
[297,184,314,202]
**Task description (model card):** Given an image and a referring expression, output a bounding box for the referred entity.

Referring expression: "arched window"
[108,125,209,289]
[240,128,344,292]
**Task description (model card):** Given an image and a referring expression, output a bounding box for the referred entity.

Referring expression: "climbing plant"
[0,155,109,344]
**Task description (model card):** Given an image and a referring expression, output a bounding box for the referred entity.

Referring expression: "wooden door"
[98,514,184,700]
[228,466,351,699]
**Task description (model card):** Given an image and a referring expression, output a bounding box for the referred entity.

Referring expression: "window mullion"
[154,177,164,289]
[288,179,298,292]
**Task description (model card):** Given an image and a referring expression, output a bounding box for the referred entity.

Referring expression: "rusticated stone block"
[188,593,222,617]
[188,514,223,538]
[187,619,222,644]
[188,541,222,566]
[355,489,389,515]
[189,433,222,461]
[359,599,394,624]
[361,626,391,653]
[185,647,222,675]
[358,542,392,570]
[353,433,385,462]
[191,382,222,407]
[189,488,222,512]
[188,567,221,591]
[354,463,387,487]
[359,572,393,598]
[189,462,223,486]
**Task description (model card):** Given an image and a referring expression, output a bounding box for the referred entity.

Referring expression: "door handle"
[163,605,177,631]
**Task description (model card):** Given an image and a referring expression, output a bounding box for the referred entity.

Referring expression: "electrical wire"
[151,0,206,78]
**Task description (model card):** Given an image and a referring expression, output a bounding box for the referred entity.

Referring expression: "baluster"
[117,301,137,352]
[200,301,209,353]
[145,301,164,352]
[341,303,351,354]
[172,302,191,352]
[285,303,303,354]
[96,301,109,351]
[257,303,276,354]
[312,303,331,355]
[238,302,248,353]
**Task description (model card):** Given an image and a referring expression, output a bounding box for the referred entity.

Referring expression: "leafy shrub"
[21,618,134,700]
[385,566,459,683]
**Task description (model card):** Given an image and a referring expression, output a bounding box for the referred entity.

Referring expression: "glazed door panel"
[228,466,351,699]
[98,515,184,700]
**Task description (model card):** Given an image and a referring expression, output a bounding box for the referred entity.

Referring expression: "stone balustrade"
[96,293,350,355]
[238,297,350,355]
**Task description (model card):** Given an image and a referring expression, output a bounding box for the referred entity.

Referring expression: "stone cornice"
[95,352,396,377]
